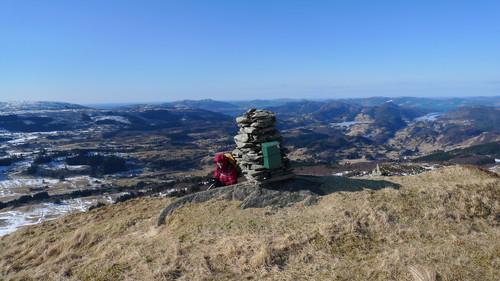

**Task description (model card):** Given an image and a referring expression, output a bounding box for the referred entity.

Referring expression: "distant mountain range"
[335,96,500,110]
[2,96,498,115]
[164,96,500,114]
[0,101,233,133]
[0,97,498,164]
[158,96,500,115]
[0,101,88,112]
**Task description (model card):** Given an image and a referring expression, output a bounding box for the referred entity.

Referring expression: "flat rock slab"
[157,175,400,226]
[157,177,323,226]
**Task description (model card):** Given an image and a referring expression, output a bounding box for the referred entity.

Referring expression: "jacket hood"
[214,154,229,171]
[214,154,228,163]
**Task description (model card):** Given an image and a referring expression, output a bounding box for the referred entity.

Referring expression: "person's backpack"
[224,153,242,176]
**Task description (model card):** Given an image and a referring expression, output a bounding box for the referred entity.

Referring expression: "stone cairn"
[232,109,295,183]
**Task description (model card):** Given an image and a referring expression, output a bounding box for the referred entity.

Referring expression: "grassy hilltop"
[0,165,498,280]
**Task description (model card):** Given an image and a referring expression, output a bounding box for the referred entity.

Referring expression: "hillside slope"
[0,166,498,280]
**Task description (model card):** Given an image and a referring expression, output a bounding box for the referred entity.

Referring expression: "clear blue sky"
[1,0,499,104]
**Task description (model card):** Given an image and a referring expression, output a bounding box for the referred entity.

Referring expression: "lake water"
[413,112,444,122]
[332,121,373,128]
[0,166,9,180]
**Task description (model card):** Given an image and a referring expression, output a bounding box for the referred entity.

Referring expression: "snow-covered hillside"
[0,101,88,113]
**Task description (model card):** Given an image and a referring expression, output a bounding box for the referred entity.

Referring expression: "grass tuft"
[408,265,436,281]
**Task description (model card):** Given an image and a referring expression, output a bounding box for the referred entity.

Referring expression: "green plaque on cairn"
[262,141,282,169]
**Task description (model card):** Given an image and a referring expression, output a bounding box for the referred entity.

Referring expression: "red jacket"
[213,154,238,186]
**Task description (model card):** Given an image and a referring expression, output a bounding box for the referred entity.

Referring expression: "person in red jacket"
[212,154,238,186]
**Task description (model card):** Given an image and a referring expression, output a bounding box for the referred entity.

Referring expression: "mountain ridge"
[0,165,498,280]
[0,101,88,113]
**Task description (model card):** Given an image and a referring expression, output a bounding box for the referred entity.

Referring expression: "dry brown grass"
[1,165,498,280]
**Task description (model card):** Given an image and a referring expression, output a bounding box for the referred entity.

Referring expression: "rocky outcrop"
[232,109,295,183]
[156,173,404,226]
[157,178,323,226]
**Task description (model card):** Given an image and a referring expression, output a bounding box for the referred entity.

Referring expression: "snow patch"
[0,198,98,237]
[0,178,58,190]
[91,115,131,124]
[7,135,39,144]
[334,171,351,176]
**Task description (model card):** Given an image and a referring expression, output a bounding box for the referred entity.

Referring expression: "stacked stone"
[232,109,295,183]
